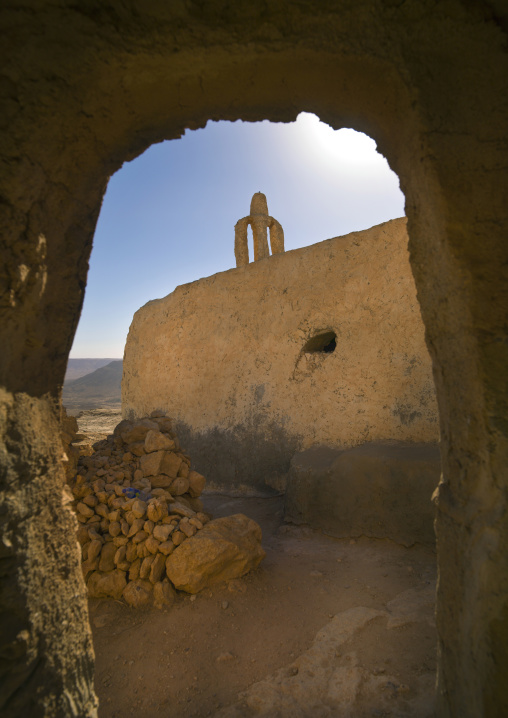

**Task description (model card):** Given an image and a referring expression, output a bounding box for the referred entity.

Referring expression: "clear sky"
[69,113,405,358]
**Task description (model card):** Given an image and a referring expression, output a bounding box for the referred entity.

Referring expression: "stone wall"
[123,218,439,494]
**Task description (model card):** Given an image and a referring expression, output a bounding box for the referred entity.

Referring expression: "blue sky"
[69,113,405,358]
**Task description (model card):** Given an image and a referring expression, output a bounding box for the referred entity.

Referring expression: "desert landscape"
[64,359,123,445]
[64,359,123,422]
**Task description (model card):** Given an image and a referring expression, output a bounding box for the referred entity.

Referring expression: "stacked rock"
[69,412,209,608]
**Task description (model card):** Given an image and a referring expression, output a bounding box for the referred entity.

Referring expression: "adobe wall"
[123,218,439,494]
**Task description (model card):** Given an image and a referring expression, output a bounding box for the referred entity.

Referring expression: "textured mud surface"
[73,407,123,443]
[91,495,436,717]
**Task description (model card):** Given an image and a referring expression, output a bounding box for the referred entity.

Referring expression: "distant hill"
[65,358,120,382]
[64,360,123,396]
[63,360,123,414]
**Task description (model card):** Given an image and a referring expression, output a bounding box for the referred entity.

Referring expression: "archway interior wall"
[1,3,507,716]
[1,26,425,713]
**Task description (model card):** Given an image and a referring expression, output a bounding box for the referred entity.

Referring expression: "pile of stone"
[69,412,265,608]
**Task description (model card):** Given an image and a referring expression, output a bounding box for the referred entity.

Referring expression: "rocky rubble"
[67,412,265,607]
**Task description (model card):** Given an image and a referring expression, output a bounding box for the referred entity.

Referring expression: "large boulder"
[165,514,265,593]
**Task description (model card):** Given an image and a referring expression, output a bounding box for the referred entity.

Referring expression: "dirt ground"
[90,494,437,718]
[72,407,122,444]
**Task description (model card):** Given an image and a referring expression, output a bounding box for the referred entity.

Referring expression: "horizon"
[69,359,123,362]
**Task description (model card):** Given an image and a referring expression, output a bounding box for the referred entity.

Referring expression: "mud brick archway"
[0,2,507,716]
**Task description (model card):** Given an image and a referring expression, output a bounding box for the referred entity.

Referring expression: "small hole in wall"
[303,331,337,354]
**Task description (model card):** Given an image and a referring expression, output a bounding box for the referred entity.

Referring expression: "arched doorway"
[1,5,506,717]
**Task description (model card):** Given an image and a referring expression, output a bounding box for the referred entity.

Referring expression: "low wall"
[284,442,440,545]
[123,218,439,494]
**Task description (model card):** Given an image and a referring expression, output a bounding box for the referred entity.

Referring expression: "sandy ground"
[71,407,123,444]
[90,495,437,718]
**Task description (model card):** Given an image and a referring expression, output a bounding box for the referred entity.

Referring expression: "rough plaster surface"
[123,219,438,493]
[284,442,441,546]
[0,392,97,717]
[0,1,507,715]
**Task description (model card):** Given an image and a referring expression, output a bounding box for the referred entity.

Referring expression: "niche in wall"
[303,331,337,354]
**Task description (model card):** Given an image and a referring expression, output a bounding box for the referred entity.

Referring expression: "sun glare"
[295,112,389,174]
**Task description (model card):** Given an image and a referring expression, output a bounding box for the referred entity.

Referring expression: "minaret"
[234,192,285,268]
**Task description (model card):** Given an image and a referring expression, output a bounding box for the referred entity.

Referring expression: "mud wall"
[123,218,438,493]
[284,442,441,545]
